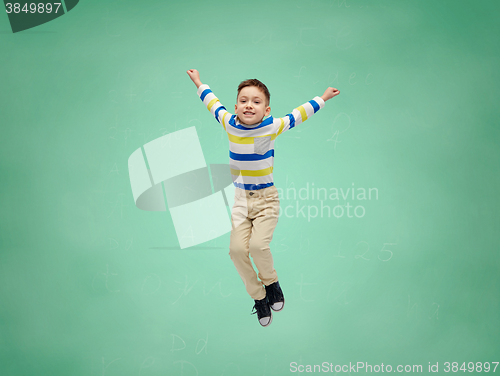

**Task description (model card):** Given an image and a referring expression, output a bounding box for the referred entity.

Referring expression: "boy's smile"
[235,86,271,125]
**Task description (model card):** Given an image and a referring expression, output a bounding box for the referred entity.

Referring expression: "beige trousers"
[229,185,280,300]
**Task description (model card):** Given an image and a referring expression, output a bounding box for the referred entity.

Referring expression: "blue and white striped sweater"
[197,84,325,191]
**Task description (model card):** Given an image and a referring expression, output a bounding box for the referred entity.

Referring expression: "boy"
[186,69,339,326]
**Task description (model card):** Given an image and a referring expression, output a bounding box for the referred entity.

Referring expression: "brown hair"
[237,79,270,107]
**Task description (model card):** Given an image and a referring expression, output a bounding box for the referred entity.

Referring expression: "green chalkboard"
[1,0,499,375]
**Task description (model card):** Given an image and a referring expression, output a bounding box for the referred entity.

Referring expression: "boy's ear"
[265,106,271,116]
[235,104,238,113]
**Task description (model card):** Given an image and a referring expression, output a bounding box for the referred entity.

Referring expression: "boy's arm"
[197,84,232,130]
[187,69,232,130]
[276,87,339,136]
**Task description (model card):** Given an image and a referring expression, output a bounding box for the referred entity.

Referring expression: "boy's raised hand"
[321,87,340,102]
[187,69,202,88]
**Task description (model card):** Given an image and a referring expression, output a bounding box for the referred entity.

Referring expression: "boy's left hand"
[321,87,340,102]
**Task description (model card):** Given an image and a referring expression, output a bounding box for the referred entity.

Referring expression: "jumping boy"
[186,69,340,327]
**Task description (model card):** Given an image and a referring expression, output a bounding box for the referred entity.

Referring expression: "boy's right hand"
[321,87,340,102]
[187,69,202,88]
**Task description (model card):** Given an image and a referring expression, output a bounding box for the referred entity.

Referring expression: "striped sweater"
[197,84,325,191]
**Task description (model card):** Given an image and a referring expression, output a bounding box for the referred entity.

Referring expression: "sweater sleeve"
[275,96,325,136]
[197,84,232,131]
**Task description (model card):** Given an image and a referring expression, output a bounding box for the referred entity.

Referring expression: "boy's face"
[235,86,270,125]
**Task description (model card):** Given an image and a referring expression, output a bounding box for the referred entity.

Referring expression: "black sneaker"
[265,281,285,312]
[251,297,273,327]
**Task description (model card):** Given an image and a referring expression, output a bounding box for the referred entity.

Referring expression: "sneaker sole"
[270,298,285,312]
[260,310,273,327]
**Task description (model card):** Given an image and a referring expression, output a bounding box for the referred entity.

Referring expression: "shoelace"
[251,300,268,316]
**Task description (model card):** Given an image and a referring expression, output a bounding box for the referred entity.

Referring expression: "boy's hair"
[237,79,270,107]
